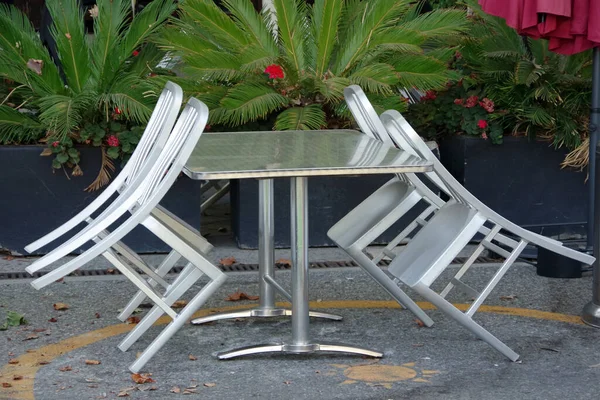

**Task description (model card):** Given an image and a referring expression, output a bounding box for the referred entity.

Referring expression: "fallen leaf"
[0,311,28,331]
[58,366,72,372]
[26,59,43,75]
[53,303,69,311]
[33,328,46,333]
[2,383,11,388]
[126,316,140,325]
[3,255,14,261]
[183,388,197,394]
[88,384,98,388]
[116,392,129,397]
[170,386,181,393]
[94,313,101,319]
[139,386,157,392]
[203,382,216,388]
[48,318,58,323]
[412,343,424,347]
[85,360,101,365]
[219,256,236,266]
[276,258,292,267]
[415,319,425,328]
[540,347,560,353]
[12,376,22,381]
[71,165,83,177]
[8,359,18,364]
[500,295,518,301]
[131,373,154,384]
[40,148,53,157]
[188,354,197,361]
[173,300,188,308]
[38,361,50,365]
[283,381,292,385]
[23,334,38,341]
[225,291,259,301]
[106,268,116,274]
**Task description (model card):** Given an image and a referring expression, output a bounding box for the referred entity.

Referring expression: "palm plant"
[0,0,176,188]
[157,0,467,130]
[461,0,592,152]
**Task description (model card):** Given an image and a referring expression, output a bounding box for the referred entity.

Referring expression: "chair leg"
[412,283,519,362]
[118,251,183,321]
[346,248,434,327]
[129,274,227,373]
[119,264,203,352]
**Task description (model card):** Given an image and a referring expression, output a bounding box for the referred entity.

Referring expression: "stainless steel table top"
[183,129,432,180]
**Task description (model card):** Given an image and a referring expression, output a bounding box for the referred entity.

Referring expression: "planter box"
[0,146,202,255]
[439,136,588,238]
[232,143,439,249]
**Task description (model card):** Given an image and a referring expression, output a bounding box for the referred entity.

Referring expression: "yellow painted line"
[0,300,586,399]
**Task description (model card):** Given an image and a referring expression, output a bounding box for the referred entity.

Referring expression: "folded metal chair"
[380,109,595,361]
[26,98,227,372]
[24,82,213,323]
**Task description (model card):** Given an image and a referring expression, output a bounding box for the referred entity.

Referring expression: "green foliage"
[159,0,468,130]
[457,0,592,150]
[427,0,462,9]
[0,310,27,331]
[0,1,176,187]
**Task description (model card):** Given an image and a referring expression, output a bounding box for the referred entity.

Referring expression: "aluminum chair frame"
[26,99,227,372]
[380,109,595,361]
[23,82,213,323]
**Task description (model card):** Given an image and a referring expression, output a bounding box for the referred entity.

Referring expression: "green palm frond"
[219,83,289,126]
[401,9,468,41]
[38,91,97,140]
[100,74,156,123]
[0,5,64,95]
[393,55,450,90]
[333,0,413,75]
[349,63,398,94]
[312,0,343,77]
[315,76,352,103]
[90,0,129,85]
[0,106,43,143]
[273,0,308,80]
[223,0,277,56]
[47,0,91,93]
[184,51,247,82]
[275,105,327,130]
[154,21,219,55]
[180,0,249,51]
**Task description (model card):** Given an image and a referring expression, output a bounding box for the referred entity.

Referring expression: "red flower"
[481,132,488,140]
[114,107,122,115]
[132,50,140,57]
[264,64,284,79]
[477,119,488,129]
[205,124,211,131]
[106,135,119,147]
[453,98,464,105]
[455,51,462,59]
[465,95,479,108]
[422,90,437,101]
[479,98,495,113]
[52,141,59,148]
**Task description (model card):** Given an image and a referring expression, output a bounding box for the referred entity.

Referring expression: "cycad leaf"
[219,84,288,126]
[312,0,343,77]
[401,9,468,40]
[184,51,246,82]
[393,55,449,90]
[223,0,277,56]
[349,63,398,94]
[100,74,156,123]
[47,0,91,93]
[274,105,326,130]
[0,106,43,143]
[90,0,129,85]
[38,91,97,140]
[0,5,64,94]
[154,22,218,56]
[316,76,352,103]
[273,0,307,80]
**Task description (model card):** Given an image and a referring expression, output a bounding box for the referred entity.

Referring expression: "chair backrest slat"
[344,85,394,145]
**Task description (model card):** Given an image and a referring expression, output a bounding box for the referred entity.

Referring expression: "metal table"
[183,129,432,359]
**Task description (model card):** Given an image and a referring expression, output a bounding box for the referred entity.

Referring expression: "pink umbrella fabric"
[478,0,600,55]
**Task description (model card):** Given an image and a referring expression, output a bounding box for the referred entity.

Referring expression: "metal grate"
[0,256,496,280]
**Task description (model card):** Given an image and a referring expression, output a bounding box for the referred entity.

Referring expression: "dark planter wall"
[0,146,202,255]
[439,136,588,237]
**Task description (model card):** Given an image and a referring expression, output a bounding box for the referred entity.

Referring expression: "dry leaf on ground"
[183,388,197,394]
[53,303,69,311]
[48,318,58,323]
[415,319,425,328]
[173,300,188,308]
[2,383,12,388]
[23,334,38,341]
[126,316,140,325]
[188,354,197,361]
[58,366,72,372]
[225,291,259,301]
[84,360,101,365]
[276,259,292,267]
[170,386,181,393]
[8,359,18,365]
[500,295,518,301]
[131,373,154,384]
[3,255,14,261]
[38,361,50,365]
[203,382,216,387]
[219,256,236,266]
[12,376,22,381]
[117,392,130,397]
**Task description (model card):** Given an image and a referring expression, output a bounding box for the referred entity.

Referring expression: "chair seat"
[388,202,486,287]
[328,178,416,248]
